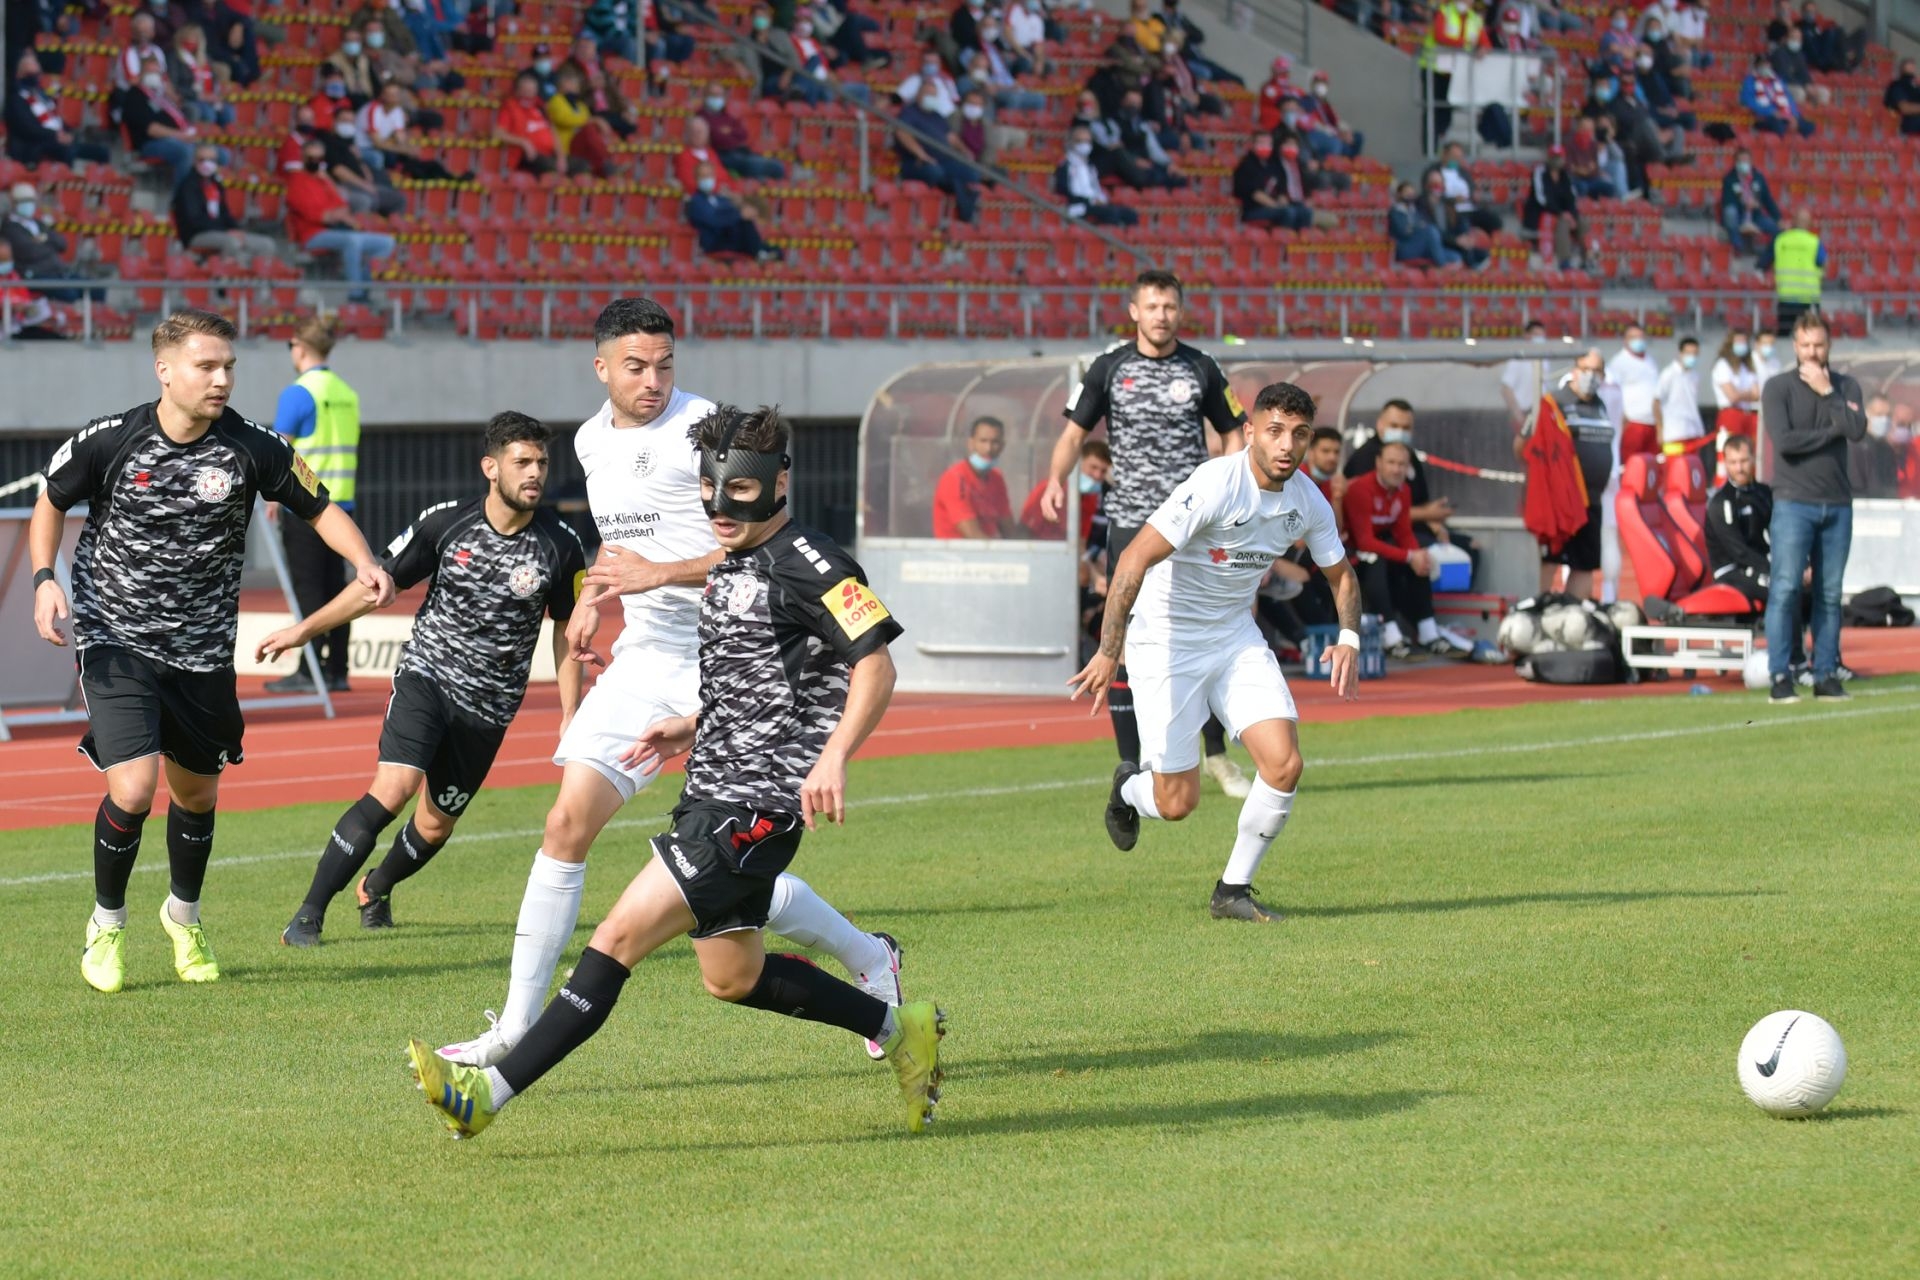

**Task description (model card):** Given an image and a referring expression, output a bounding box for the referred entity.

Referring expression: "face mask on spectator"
[1280,142,1299,160]
[1572,370,1598,396]
[1732,339,1750,356]
[706,94,726,111]
[1785,38,1802,51]
[1868,415,1890,439]
[982,25,1000,41]
[1735,160,1751,174]
[1647,26,1665,40]
[962,102,985,119]
[324,79,346,96]
[307,155,327,172]
[1072,140,1093,157]
[795,20,814,36]
[1627,336,1647,354]
[343,39,363,56]
[697,176,717,193]
[1254,141,1274,159]
[1381,427,1412,445]
[1635,55,1653,70]
[0,257,13,275]
[969,451,998,473]
[753,14,770,30]
[336,121,357,137]
[1595,83,1616,102]
[1314,81,1329,98]
[1757,339,1775,359]
[535,58,553,74]
[1308,463,1332,482]
[13,199,36,219]
[1530,331,1548,343]
[1076,471,1101,495]
[142,73,166,93]
[920,95,941,111]
[1611,14,1628,29]
[1681,352,1697,369]
[196,158,218,176]
[369,30,387,48]
[1891,422,1914,447]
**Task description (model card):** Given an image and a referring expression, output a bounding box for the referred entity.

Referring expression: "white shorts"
[1126,632,1296,775]
[553,641,700,802]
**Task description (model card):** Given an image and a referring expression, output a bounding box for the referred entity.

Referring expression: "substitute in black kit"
[406,404,949,1141]
[29,308,395,994]
[263,412,588,947]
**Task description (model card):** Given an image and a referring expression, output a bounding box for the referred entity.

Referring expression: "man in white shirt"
[437,298,903,1067]
[896,52,961,117]
[1053,124,1137,225]
[1500,318,1554,433]
[1604,323,1660,460]
[1068,381,1360,924]
[1653,334,1706,453]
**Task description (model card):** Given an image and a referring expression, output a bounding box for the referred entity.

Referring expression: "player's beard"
[496,480,543,512]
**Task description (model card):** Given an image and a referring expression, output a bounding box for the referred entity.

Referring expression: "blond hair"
[150,308,237,353]
[292,313,342,358]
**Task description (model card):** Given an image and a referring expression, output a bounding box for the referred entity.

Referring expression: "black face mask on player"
[699,416,790,523]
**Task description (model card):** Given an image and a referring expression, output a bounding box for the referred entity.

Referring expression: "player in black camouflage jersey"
[406,405,947,1140]
[264,413,588,946]
[1037,270,1250,791]
[29,309,394,994]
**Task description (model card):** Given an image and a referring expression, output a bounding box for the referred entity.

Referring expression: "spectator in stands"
[495,72,560,175]
[1021,439,1111,541]
[1159,0,1239,83]
[1423,0,1488,141]
[1720,148,1780,261]
[1711,331,1762,441]
[1390,180,1460,267]
[546,65,615,178]
[168,25,234,126]
[519,42,561,100]
[1127,0,1167,54]
[3,180,94,302]
[1885,58,1920,137]
[1663,0,1709,70]
[1524,146,1584,270]
[894,88,979,223]
[1420,169,1488,268]
[784,14,873,106]
[1153,32,1224,145]
[1564,116,1622,199]
[211,9,262,88]
[1004,0,1054,80]
[1233,134,1308,231]
[675,116,724,192]
[6,52,111,167]
[806,0,888,71]
[960,16,1047,113]
[1344,398,1475,573]
[326,28,380,108]
[699,90,786,180]
[117,11,169,91]
[950,0,989,60]
[1256,56,1294,135]
[286,136,396,303]
[900,49,963,118]
[1849,395,1902,498]
[403,0,462,74]
[123,65,203,186]
[1297,71,1362,159]
[1493,5,1537,52]
[1431,141,1503,235]
[646,0,699,68]
[1742,54,1815,138]
[1597,6,1639,75]
[1113,88,1188,189]
[1639,13,1692,100]
[752,7,805,103]
[1590,73,1683,194]
[1654,335,1706,455]
[1768,24,1831,109]
[319,111,406,217]
[1074,93,1169,192]
[363,81,458,181]
[1782,0,1864,74]
[1055,124,1137,227]
[0,242,64,340]
[934,416,1015,539]
[565,36,640,139]
[170,145,278,262]
[311,70,359,133]
[1606,324,1659,459]
[580,0,639,63]
[956,88,996,171]
[684,161,782,262]
[1634,45,1696,134]
[1344,441,1473,659]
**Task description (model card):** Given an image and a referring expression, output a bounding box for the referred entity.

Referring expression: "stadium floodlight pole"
[671,3,1156,268]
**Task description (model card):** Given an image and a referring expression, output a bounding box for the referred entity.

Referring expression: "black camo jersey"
[684,524,903,814]
[384,497,586,726]
[44,402,331,671]
[1065,340,1247,527]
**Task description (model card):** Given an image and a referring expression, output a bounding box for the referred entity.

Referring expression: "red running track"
[2,628,1917,831]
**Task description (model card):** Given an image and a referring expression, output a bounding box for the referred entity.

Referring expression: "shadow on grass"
[1806,1105,1907,1123]
[831,902,1057,921]
[1290,888,1780,919]
[1310,772,1608,794]
[222,953,510,984]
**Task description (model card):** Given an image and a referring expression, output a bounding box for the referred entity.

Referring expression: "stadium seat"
[1614,454,1689,604]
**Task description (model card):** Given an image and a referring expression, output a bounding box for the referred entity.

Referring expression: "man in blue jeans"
[1761,310,1866,704]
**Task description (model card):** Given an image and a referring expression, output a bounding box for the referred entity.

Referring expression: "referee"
[29,309,394,993]
[1039,269,1250,797]
[269,314,361,694]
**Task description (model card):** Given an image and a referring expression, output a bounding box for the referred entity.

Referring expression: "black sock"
[362,819,446,899]
[1202,714,1227,758]
[299,793,395,918]
[166,805,217,903]
[93,797,149,911]
[1108,663,1141,765]
[736,952,889,1041]
[496,946,630,1095]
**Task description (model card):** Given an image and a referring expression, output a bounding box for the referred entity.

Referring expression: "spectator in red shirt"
[1255,55,1293,134]
[674,115,731,193]
[1021,439,1110,540]
[1342,441,1468,658]
[285,135,396,302]
[932,416,1015,539]
[494,71,558,174]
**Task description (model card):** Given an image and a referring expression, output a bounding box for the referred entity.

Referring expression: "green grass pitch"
[3,683,1918,1278]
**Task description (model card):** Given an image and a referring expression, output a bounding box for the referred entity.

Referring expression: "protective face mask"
[1647,27,1665,40]
[1072,141,1093,157]
[1314,82,1329,97]
[962,102,985,120]
[1732,340,1750,356]
[982,27,1000,41]
[1572,371,1597,396]
[17,74,39,89]
[1254,144,1274,160]
[1636,56,1653,70]
[1867,415,1890,439]
[1380,427,1412,445]
[369,31,387,48]
[697,177,716,193]
[336,122,357,137]
[1785,39,1801,51]
[1076,472,1101,495]
[142,74,166,93]
[1530,332,1547,343]
[1681,353,1697,369]
[1612,15,1628,29]
[1890,425,1913,447]
[1757,342,1775,359]
[307,157,327,172]
[343,40,362,56]
[534,59,553,74]
[753,14,770,29]
[1627,336,1647,355]
[968,452,998,473]
[1735,161,1751,174]
[705,95,726,111]
[13,200,35,219]
[1281,111,1299,126]
[795,22,813,36]
[196,159,218,176]
[1596,85,1616,102]
[324,80,346,96]
[919,96,941,112]
[1308,464,1333,482]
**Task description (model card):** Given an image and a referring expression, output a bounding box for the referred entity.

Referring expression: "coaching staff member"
[269,313,362,693]
[30,308,394,994]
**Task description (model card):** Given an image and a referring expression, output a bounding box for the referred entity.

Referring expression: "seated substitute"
[1343,440,1473,658]
[933,414,1014,538]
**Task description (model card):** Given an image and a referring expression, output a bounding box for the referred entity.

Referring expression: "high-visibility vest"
[1422,4,1482,68]
[1772,228,1823,305]
[292,366,361,504]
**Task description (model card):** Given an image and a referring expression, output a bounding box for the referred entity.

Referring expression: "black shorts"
[653,798,803,939]
[377,673,508,817]
[1542,506,1604,572]
[78,646,244,775]
[1106,523,1142,578]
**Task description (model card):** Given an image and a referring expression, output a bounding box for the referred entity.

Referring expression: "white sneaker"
[1202,753,1252,799]
[436,1010,516,1068]
[1437,625,1475,653]
[856,932,903,1061]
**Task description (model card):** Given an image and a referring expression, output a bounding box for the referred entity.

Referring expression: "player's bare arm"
[553,625,584,738]
[618,713,698,775]
[255,576,385,662]
[1323,556,1363,701]
[583,544,724,595]
[1038,420,1090,522]
[1068,524,1175,713]
[802,645,897,831]
[27,491,71,647]
[309,504,396,607]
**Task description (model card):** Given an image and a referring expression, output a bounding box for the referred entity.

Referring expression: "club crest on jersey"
[193,468,233,503]
[508,563,543,598]
[726,576,758,616]
[1280,510,1305,539]
[631,448,657,479]
[1167,378,1196,405]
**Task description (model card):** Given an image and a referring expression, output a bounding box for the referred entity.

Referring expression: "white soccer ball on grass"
[1737,1010,1847,1117]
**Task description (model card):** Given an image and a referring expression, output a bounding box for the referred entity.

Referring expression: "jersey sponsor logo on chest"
[1207,546,1278,568]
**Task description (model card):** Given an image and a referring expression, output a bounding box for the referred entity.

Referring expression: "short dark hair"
[1079,438,1111,463]
[1721,433,1755,455]
[1678,334,1699,349]
[1792,309,1830,338]
[485,411,551,455]
[690,403,789,455]
[1381,398,1414,416]
[594,297,675,346]
[1525,318,1547,331]
[1253,381,1316,422]
[968,415,1005,436]
[1133,269,1183,300]
[1310,425,1342,447]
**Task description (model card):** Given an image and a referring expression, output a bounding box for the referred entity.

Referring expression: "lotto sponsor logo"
[823,576,891,639]
[289,452,320,496]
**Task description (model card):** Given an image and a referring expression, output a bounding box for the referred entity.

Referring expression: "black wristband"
[33,568,56,590]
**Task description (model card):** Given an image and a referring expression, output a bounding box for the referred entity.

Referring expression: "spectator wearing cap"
[699,88,787,181]
[521,42,562,99]
[1297,71,1363,159]
[1493,5,1536,51]
[1523,145,1584,269]
[495,71,559,175]
[6,52,112,167]
[1721,147,1780,259]
[171,144,279,263]
[285,134,396,302]
[1055,124,1137,227]
[1256,56,1295,134]
[1742,53,1815,137]
[1429,142,1503,235]
[1389,180,1462,268]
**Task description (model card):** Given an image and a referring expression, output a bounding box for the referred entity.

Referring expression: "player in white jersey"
[437,299,903,1065]
[1068,381,1362,923]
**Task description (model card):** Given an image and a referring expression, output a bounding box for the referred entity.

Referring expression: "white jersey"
[1133,453,1345,647]
[575,386,718,651]
[1605,349,1660,422]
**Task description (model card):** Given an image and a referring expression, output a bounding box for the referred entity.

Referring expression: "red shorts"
[1715,407,1758,442]
[1621,420,1659,458]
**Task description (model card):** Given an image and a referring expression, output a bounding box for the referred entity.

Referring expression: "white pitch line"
[1,693,1915,890]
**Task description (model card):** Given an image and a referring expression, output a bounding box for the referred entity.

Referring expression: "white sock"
[765,873,888,978]
[500,851,587,1040]
[164,894,199,926]
[93,903,128,929]
[1223,778,1294,885]
[876,1004,899,1049]
[1381,620,1405,648]
[1416,617,1439,644]
[482,1066,515,1108]
[1120,771,1161,819]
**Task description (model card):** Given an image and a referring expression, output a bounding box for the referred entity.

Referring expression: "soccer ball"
[1737,1010,1848,1117]
[1497,611,1544,656]
[1743,648,1772,690]
[1543,604,1593,648]
[1606,600,1646,632]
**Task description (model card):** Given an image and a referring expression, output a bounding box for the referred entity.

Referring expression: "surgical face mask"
[1785,38,1801,51]
[1612,14,1628,29]
[919,95,941,112]
[1868,415,1890,439]
[13,200,35,219]
[1380,427,1412,445]
[962,102,985,120]
[336,121,357,137]
[369,30,387,48]
[697,176,716,193]
[1254,143,1274,160]
[1757,340,1775,358]
[18,74,39,89]
[1572,370,1598,396]
[1636,55,1653,70]
[1530,331,1547,343]
[343,39,363,56]
[705,95,726,112]
[1309,464,1333,482]
[196,159,218,176]
[306,155,327,172]
[1072,140,1093,158]
[795,20,813,36]
[0,259,12,275]
[324,79,346,96]
[1314,82,1329,97]
[1595,84,1616,103]
[1732,340,1750,356]
[1735,160,1751,174]
[753,14,770,29]
[1891,423,1914,447]
[534,58,553,74]
[1280,144,1299,161]
[969,452,998,472]
[1681,352,1697,369]
[142,73,166,93]
[1076,471,1101,495]
[1647,26,1665,40]
[982,26,1000,40]
[1627,336,1647,355]
[1281,109,1299,126]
